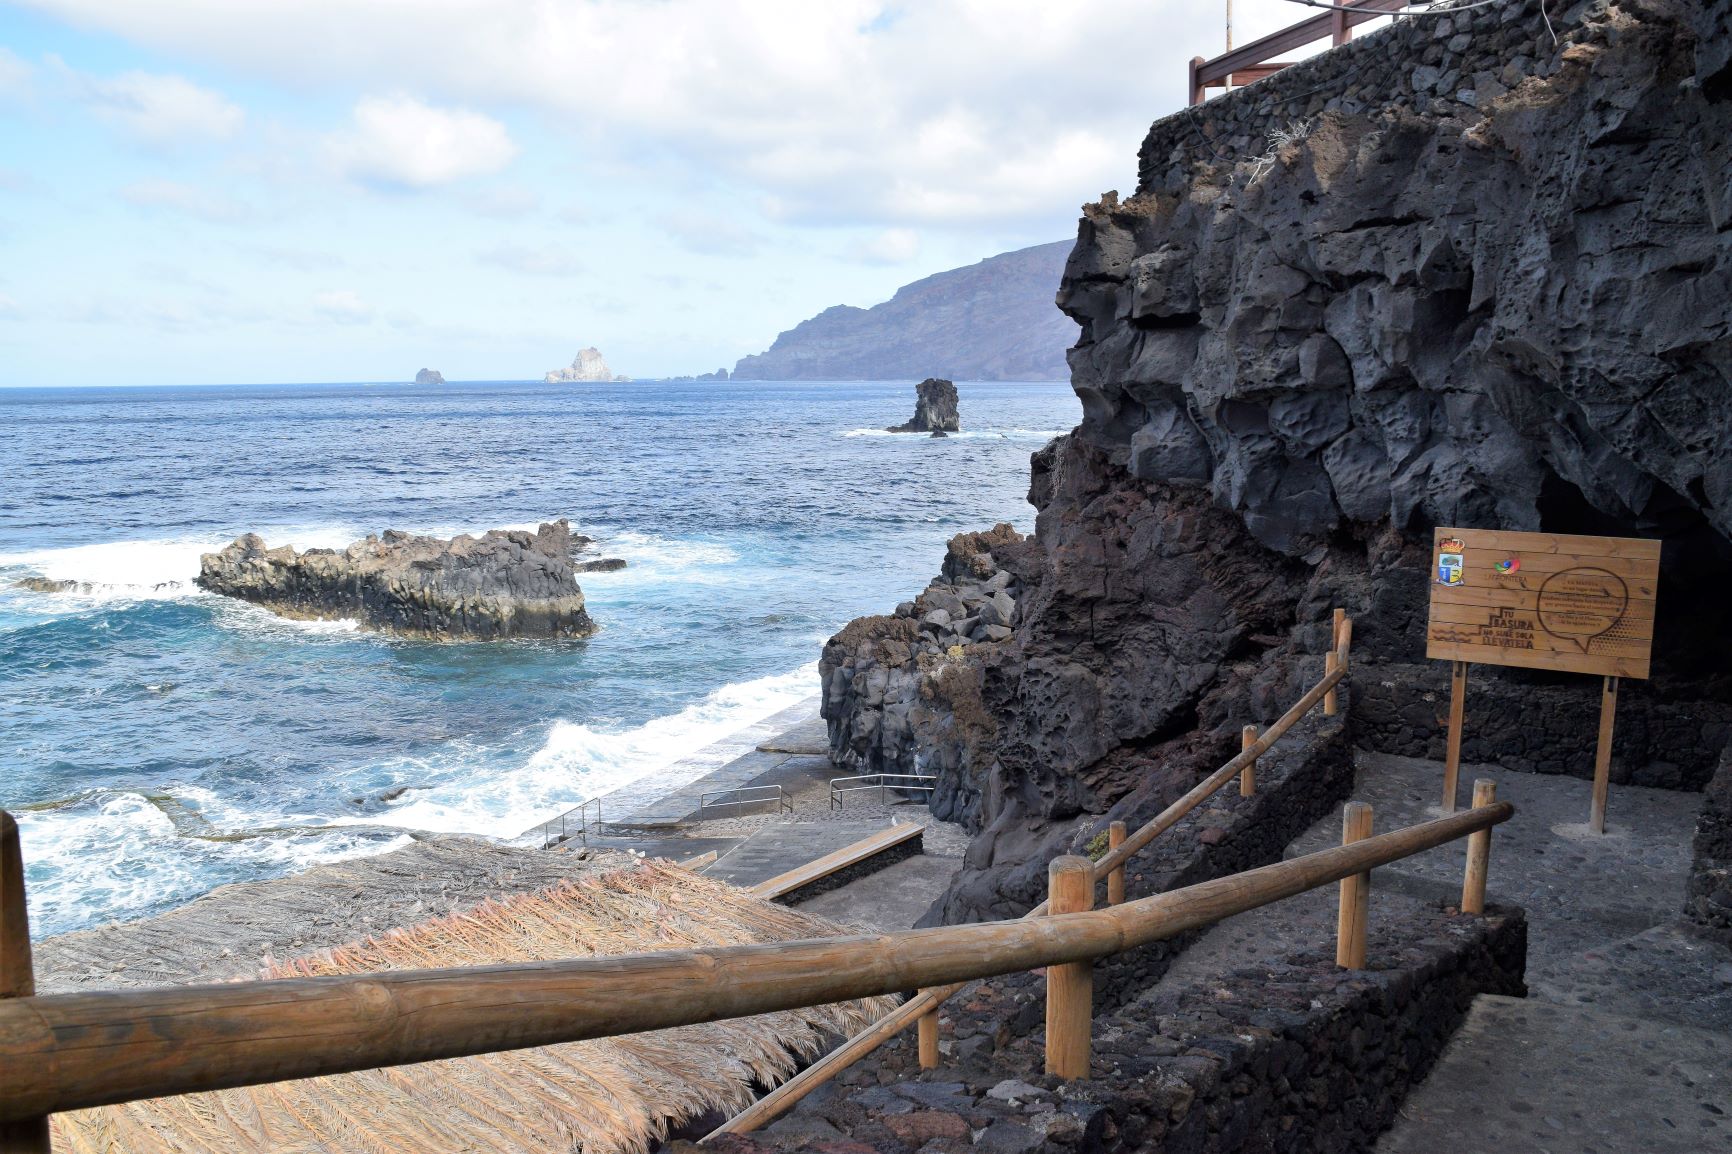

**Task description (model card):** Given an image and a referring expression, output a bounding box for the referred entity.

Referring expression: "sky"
[0,0,1348,386]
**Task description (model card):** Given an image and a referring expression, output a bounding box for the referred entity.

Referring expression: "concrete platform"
[702,822,904,890]
[793,853,961,930]
[1378,995,1732,1154]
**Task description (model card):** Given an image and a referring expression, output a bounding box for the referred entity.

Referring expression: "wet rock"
[197,520,597,640]
[887,377,961,434]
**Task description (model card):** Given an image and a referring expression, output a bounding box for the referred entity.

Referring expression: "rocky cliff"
[822,0,1732,924]
[887,378,961,433]
[414,368,445,385]
[733,242,1078,381]
[197,520,598,640]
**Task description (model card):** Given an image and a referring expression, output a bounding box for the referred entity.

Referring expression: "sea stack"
[196,520,598,640]
[414,368,445,385]
[546,348,629,383]
[886,377,960,434]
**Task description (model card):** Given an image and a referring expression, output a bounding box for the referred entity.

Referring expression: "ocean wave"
[338,661,817,839]
[0,526,361,607]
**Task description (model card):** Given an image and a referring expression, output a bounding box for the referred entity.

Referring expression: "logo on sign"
[1436,538,1466,586]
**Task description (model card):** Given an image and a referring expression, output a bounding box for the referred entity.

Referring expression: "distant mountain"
[732,240,1077,382]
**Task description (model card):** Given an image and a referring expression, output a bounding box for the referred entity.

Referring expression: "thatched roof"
[50,856,895,1154]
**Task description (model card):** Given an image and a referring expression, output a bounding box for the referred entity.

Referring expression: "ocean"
[0,378,1079,938]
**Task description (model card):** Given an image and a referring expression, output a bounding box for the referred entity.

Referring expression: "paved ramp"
[1379,995,1732,1153]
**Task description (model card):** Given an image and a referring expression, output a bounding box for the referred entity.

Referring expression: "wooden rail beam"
[0,799,1509,1124]
[1190,0,1406,103]
[712,615,1357,1136]
[1,813,49,1154]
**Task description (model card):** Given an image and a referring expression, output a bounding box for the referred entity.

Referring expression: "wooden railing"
[1189,0,1407,104]
[710,610,1356,1135]
[0,610,1519,1150]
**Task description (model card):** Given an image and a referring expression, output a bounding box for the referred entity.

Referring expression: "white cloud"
[848,227,919,265]
[666,212,763,258]
[80,69,243,147]
[476,243,584,276]
[462,185,540,218]
[15,1,1312,227]
[312,289,374,324]
[121,179,249,223]
[328,95,517,189]
[0,47,32,105]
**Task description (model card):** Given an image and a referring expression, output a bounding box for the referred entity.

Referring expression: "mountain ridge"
[732,240,1077,381]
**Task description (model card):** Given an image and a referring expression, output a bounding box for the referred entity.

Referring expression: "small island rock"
[887,378,960,434]
[196,520,598,640]
[546,348,631,384]
[414,368,445,385]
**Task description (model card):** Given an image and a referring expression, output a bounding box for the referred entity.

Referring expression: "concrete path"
[1379,996,1732,1153]
[702,822,907,890]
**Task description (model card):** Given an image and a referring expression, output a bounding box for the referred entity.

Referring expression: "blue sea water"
[0,378,1079,937]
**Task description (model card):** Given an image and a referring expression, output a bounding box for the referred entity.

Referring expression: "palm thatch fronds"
[51,856,896,1154]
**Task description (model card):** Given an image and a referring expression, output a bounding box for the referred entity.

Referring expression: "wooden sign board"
[1425,527,1659,680]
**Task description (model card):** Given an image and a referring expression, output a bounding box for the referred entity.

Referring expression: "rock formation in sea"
[822,0,1732,925]
[732,241,1079,381]
[414,368,445,385]
[546,347,630,383]
[197,520,598,640]
[886,378,961,434]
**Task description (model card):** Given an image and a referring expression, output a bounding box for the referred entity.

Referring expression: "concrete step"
[1377,995,1732,1153]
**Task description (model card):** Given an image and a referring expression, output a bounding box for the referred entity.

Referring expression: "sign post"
[1424,527,1660,832]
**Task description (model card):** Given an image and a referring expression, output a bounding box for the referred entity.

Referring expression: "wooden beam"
[1335,802,1373,969]
[1240,725,1258,797]
[1106,821,1127,905]
[1,813,49,1154]
[711,618,1358,1136]
[0,800,1510,1124]
[1044,857,1093,1079]
[748,822,923,900]
[1443,661,1468,812]
[1324,651,1340,715]
[916,997,939,1070]
[1462,780,1496,914]
[1591,677,1618,833]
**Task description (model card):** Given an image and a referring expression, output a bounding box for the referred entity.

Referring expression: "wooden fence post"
[1240,725,1258,797]
[1106,822,1127,906]
[1044,856,1094,1079]
[1442,661,1468,812]
[1462,780,1496,915]
[1,813,50,1154]
[917,998,940,1070]
[1189,55,1207,105]
[1591,676,1618,834]
[1335,802,1372,969]
[1324,651,1340,716]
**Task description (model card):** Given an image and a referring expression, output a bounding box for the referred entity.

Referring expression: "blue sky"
[0,1,1335,386]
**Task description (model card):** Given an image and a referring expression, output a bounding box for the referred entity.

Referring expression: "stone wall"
[691,904,1527,1154]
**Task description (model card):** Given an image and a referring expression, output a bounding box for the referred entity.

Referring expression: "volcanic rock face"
[824,0,1732,924]
[886,378,961,434]
[197,520,598,640]
[414,368,445,385]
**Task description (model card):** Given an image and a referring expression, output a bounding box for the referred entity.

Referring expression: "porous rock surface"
[197,519,597,640]
[1688,750,1732,940]
[887,377,962,434]
[823,0,1732,923]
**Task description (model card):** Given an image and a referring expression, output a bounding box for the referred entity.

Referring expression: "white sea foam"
[340,661,817,839]
[0,525,362,607]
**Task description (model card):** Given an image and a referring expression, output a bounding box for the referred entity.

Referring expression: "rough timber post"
[1336,802,1373,969]
[916,996,940,1070]
[1443,661,1468,812]
[1462,780,1496,914]
[1106,821,1127,906]
[1591,676,1618,834]
[1,813,50,1154]
[1044,856,1094,1079]
[1240,725,1258,797]
[1324,652,1340,715]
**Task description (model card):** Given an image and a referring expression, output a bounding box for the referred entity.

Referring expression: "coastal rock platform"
[196,519,597,640]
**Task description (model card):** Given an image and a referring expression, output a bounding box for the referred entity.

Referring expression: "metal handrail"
[525,796,603,849]
[699,784,794,818]
[829,773,937,811]
[1188,0,1405,104]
